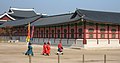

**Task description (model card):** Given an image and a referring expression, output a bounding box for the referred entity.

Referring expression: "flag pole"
[29,55,31,63]
[26,23,31,42]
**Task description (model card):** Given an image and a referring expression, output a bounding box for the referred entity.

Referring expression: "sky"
[0,0,120,15]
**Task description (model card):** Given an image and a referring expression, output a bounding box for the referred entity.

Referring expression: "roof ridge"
[10,8,35,11]
[77,9,120,14]
[0,13,16,20]
[44,13,73,18]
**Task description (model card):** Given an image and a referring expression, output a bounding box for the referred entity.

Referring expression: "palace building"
[1,8,120,48]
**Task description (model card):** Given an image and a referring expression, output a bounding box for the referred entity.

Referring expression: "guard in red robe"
[46,42,51,56]
[57,41,63,55]
[58,41,63,52]
[42,42,47,55]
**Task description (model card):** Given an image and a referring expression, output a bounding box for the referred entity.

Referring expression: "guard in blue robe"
[25,42,34,56]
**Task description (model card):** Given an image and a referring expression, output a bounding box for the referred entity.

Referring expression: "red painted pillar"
[67,24,70,44]
[61,25,63,39]
[83,21,86,44]
[43,27,45,42]
[44,27,45,38]
[75,23,77,44]
[68,24,70,39]
[48,27,50,41]
[96,23,98,44]
[19,27,20,36]
[118,25,120,44]
[39,27,40,38]
[54,26,56,43]
[107,24,110,44]
[75,23,77,39]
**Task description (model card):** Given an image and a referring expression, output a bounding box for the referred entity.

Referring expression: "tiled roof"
[74,9,120,24]
[8,8,38,18]
[2,16,41,27]
[0,13,15,20]
[31,13,80,26]
[3,8,120,27]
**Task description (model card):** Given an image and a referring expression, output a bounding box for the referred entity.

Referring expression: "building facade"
[1,8,120,48]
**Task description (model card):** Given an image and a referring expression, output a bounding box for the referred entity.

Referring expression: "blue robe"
[25,45,34,56]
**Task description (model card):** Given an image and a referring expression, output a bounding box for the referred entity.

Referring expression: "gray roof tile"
[2,16,41,27]
[76,9,120,24]
[9,9,38,18]
[31,13,80,26]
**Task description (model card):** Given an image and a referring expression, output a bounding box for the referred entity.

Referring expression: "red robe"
[58,43,63,52]
[46,44,51,55]
[42,44,47,54]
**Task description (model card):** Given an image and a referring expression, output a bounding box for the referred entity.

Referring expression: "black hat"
[28,42,32,45]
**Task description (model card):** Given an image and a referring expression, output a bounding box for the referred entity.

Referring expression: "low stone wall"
[85,39,120,48]
[1,36,120,48]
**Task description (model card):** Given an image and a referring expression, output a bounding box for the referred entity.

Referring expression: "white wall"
[109,39,120,47]
[98,39,108,47]
[20,36,26,42]
[84,39,98,48]
[71,39,84,48]
[61,39,68,46]
[1,36,120,48]
[84,39,120,48]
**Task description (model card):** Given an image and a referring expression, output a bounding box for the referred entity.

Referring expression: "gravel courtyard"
[0,42,120,63]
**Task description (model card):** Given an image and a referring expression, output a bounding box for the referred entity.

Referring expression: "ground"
[0,42,120,63]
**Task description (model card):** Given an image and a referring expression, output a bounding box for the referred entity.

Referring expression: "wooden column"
[118,25,120,44]
[67,24,70,44]
[44,27,45,38]
[96,23,98,44]
[39,27,40,38]
[75,23,77,39]
[48,27,50,41]
[75,23,77,44]
[17,27,18,36]
[37,27,39,38]
[107,24,110,44]
[68,24,70,39]
[61,25,63,39]
[43,27,45,42]
[54,26,56,43]
[83,21,86,44]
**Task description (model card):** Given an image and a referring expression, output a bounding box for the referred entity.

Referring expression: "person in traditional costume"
[25,42,34,56]
[57,41,63,55]
[42,42,47,55]
[46,42,51,56]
